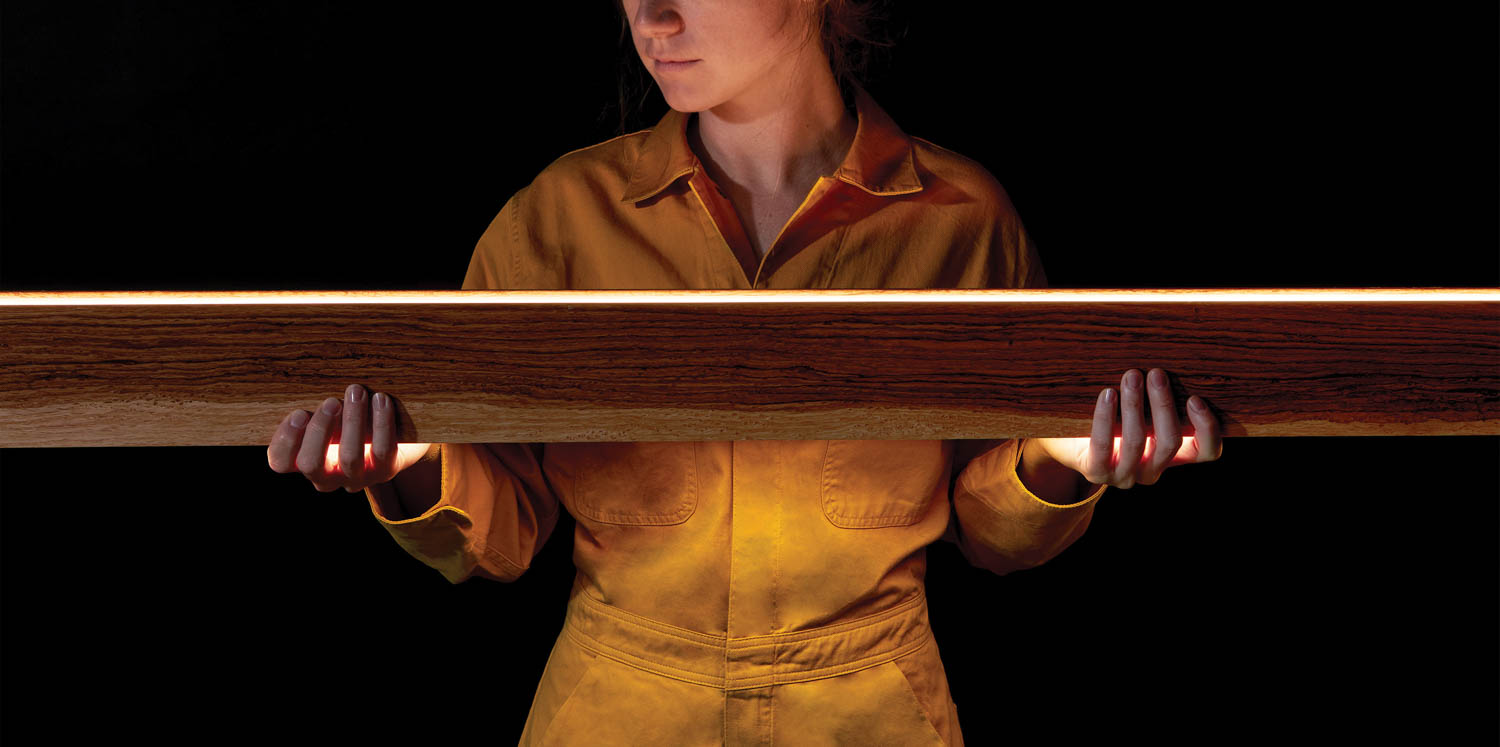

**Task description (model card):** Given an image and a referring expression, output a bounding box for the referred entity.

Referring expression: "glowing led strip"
[0,288,1494,305]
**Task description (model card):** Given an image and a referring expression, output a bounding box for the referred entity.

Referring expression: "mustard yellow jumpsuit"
[364,82,1108,746]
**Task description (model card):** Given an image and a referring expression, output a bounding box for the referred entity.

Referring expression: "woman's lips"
[654,59,699,72]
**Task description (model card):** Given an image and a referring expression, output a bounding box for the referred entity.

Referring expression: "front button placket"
[724,437,784,744]
[752,175,835,289]
[688,169,837,290]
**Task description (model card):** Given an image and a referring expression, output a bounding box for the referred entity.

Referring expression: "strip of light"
[1,288,1495,305]
[322,435,1205,471]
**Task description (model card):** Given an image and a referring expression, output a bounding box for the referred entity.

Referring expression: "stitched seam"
[565,628,723,688]
[577,593,728,646]
[726,592,924,648]
[578,607,724,647]
[534,643,604,744]
[822,223,849,288]
[960,442,1100,514]
[761,175,835,266]
[579,507,694,523]
[377,503,469,526]
[564,593,929,695]
[890,641,946,741]
[723,444,734,747]
[552,128,652,164]
[507,184,529,290]
[573,588,924,657]
[476,538,527,578]
[565,625,930,691]
[579,500,693,520]
[769,441,783,746]
[772,441,783,633]
[826,510,925,528]
[573,446,698,525]
[729,638,929,690]
[820,440,927,528]
[835,172,922,197]
[633,166,696,204]
[688,179,732,254]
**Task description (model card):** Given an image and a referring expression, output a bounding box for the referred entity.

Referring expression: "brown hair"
[600,0,900,137]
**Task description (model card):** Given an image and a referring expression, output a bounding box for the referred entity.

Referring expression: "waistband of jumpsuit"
[561,577,933,691]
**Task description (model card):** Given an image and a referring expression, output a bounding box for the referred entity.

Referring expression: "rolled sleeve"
[945,438,1106,575]
[366,442,561,584]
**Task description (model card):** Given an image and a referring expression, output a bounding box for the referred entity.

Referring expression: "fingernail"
[347,385,363,403]
[290,410,308,427]
[374,392,387,409]
[322,397,341,415]
[1190,397,1206,411]
[1150,369,1166,388]
[1104,388,1115,404]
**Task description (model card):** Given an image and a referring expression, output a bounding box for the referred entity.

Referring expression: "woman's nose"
[633,0,684,37]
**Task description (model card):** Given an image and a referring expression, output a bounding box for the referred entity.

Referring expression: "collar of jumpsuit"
[620,79,924,288]
[365,80,1109,745]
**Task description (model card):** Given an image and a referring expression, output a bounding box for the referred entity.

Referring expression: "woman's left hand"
[1031,368,1224,490]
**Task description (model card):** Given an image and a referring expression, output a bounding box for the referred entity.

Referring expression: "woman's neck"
[686,58,857,200]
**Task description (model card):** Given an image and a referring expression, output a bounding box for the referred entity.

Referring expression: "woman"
[268,1,1224,744]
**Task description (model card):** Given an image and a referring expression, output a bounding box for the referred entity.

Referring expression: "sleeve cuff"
[1011,439,1108,510]
[961,438,1107,517]
[363,446,472,527]
[361,453,484,584]
[364,484,462,525]
[1027,478,1108,509]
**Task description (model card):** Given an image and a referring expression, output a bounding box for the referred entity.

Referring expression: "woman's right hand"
[267,383,434,493]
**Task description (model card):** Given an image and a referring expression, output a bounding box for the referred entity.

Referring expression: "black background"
[2,2,1496,744]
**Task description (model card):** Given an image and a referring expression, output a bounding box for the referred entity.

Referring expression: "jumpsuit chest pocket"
[545,441,699,526]
[820,440,949,529]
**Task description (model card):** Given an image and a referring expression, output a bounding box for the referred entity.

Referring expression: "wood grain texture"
[1,289,1496,447]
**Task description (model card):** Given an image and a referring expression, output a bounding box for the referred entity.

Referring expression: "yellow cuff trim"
[364,485,472,526]
[1023,478,1108,510]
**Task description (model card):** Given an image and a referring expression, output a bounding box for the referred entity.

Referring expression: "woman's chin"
[658,87,715,115]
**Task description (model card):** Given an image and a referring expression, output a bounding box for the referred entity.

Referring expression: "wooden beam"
[1,288,1495,447]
